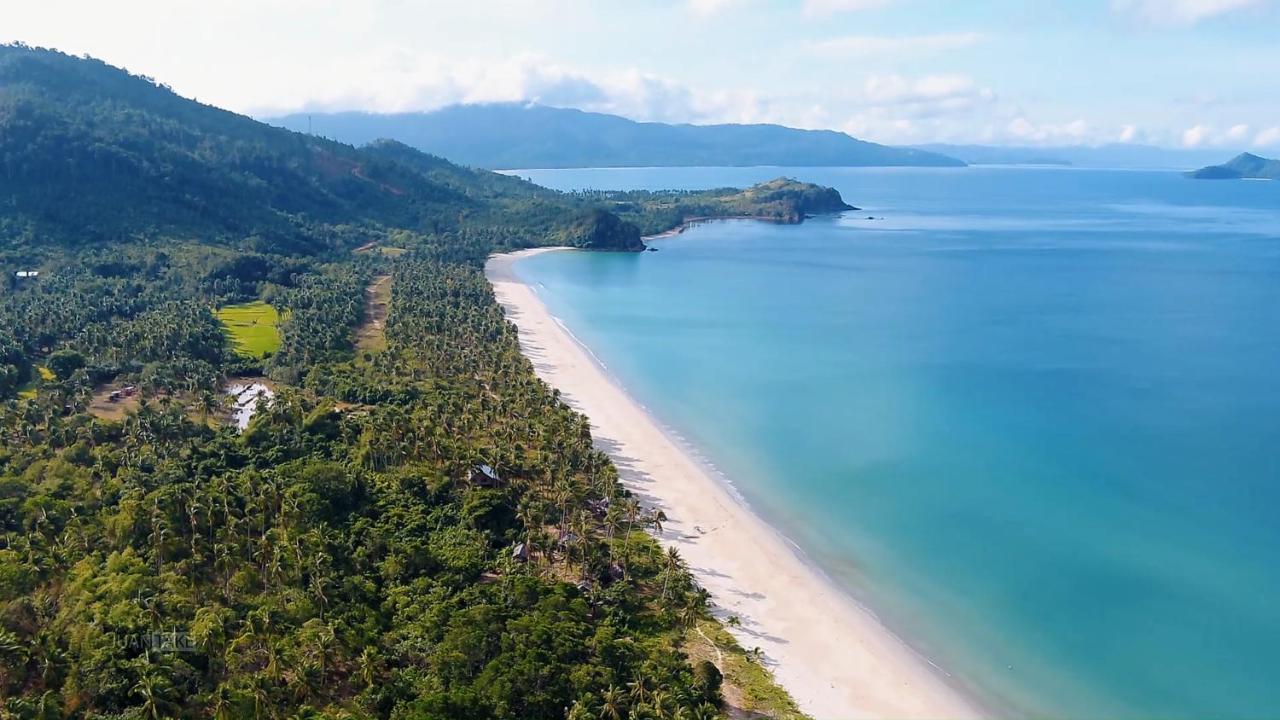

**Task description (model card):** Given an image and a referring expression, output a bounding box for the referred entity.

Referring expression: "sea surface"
[508,166,1280,720]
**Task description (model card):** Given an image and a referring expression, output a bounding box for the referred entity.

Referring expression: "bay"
[511,166,1280,719]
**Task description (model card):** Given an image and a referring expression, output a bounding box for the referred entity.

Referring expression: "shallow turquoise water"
[512,167,1280,719]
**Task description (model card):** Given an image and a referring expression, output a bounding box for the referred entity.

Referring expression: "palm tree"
[598,684,625,720]
[628,676,651,706]
[649,509,667,536]
[691,703,719,720]
[661,546,685,600]
[132,672,175,720]
[621,498,641,579]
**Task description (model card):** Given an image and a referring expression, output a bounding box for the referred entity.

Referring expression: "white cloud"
[1119,124,1140,142]
[1224,123,1251,142]
[1252,127,1280,148]
[268,52,769,127]
[862,74,995,112]
[822,74,1003,144]
[806,33,984,60]
[1182,124,1212,146]
[690,0,895,17]
[1006,117,1092,144]
[803,0,896,16]
[1172,123,1261,148]
[686,0,743,17]
[1113,0,1270,26]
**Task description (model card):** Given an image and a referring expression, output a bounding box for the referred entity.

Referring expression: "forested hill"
[269,103,965,169]
[0,43,816,720]
[0,44,643,255]
[582,178,856,236]
[1190,153,1280,180]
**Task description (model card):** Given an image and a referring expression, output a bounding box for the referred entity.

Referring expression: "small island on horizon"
[1190,152,1280,180]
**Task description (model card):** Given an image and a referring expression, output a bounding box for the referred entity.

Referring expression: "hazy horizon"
[4,1,1278,151]
[266,101,1261,157]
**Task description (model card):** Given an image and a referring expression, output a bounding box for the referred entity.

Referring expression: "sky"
[3,0,1278,149]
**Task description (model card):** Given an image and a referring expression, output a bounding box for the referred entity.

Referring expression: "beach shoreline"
[487,247,985,720]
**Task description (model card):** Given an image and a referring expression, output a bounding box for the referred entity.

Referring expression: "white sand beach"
[487,248,984,720]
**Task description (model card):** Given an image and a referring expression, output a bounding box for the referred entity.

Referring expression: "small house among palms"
[468,464,501,488]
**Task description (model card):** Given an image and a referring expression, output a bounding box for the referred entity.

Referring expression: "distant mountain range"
[911,143,1238,170]
[268,103,964,170]
[1190,153,1280,180]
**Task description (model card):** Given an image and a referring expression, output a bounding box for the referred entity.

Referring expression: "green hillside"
[0,43,817,720]
[0,44,642,255]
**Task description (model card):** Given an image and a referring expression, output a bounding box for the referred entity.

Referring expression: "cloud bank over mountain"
[3,0,1276,149]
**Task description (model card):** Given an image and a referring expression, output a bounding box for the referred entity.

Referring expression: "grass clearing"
[88,385,141,421]
[685,620,810,720]
[356,275,392,353]
[216,301,283,358]
[352,242,406,257]
[16,366,54,399]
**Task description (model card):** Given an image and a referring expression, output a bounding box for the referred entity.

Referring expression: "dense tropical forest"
[0,43,839,719]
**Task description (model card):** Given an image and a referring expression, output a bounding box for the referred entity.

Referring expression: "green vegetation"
[216,301,283,358]
[0,42,834,720]
[0,45,850,258]
[578,178,856,236]
[688,621,810,720]
[0,246,754,720]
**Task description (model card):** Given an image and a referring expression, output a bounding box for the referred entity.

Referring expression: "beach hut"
[588,498,611,518]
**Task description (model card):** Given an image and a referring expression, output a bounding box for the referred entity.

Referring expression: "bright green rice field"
[215,301,283,358]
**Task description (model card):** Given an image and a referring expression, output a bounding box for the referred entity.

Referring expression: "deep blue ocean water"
[509,166,1280,719]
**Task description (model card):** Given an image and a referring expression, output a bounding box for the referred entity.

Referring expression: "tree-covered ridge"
[0,45,636,255]
[0,44,851,260]
[573,178,856,237]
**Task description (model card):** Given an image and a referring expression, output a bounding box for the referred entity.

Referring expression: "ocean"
[507,166,1280,719]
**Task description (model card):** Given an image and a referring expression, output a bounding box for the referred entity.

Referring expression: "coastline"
[487,247,985,720]
[642,215,798,240]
